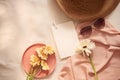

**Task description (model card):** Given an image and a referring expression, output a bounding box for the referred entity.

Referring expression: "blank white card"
[51,21,79,59]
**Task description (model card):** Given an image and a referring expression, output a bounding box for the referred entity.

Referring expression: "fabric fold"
[58,58,75,80]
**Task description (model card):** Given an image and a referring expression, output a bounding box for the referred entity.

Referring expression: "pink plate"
[21,43,56,78]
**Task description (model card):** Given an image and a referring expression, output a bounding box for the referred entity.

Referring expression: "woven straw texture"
[56,0,120,21]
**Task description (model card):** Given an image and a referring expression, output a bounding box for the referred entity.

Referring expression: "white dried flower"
[77,39,95,57]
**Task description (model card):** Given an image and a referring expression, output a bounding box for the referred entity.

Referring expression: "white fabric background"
[0,0,119,80]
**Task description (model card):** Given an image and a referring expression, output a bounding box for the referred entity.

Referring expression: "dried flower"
[30,55,40,67]
[36,47,48,60]
[41,60,49,70]
[77,39,95,56]
[36,46,55,60]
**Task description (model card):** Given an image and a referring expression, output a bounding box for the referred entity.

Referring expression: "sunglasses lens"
[80,26,92,35]
[94,18,105,28]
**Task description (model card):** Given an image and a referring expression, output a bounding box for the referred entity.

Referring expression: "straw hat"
[56,0,120,21]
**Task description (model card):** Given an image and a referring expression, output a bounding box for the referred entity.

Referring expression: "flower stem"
[26,66,35,80]
[88,56,98,80]
[26,74,34,80]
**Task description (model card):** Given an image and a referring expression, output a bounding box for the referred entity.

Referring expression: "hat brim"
[56,0,120,21]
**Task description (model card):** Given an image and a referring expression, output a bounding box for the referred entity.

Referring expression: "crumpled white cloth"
[0,0,120,80]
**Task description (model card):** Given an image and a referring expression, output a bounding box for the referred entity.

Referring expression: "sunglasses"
[80,18,105,36]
